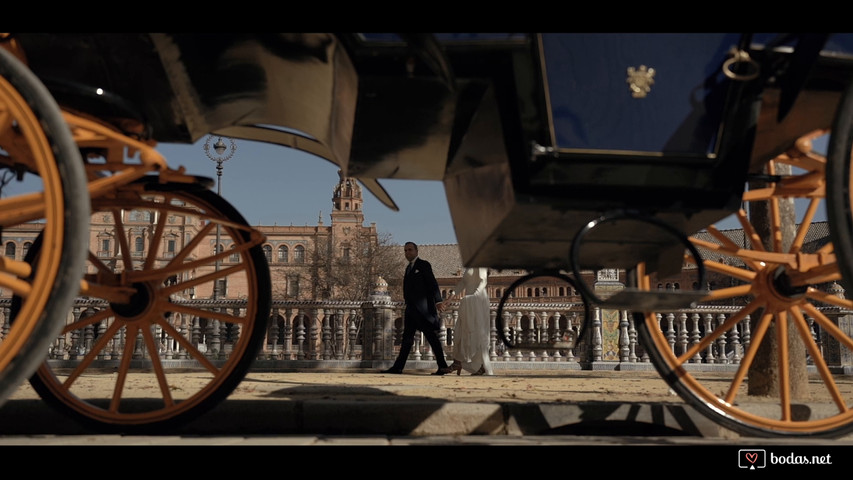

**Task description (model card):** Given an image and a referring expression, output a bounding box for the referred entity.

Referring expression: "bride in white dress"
[448,267,494,376]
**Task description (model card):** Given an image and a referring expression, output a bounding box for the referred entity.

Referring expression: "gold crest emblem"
[626,65,655,98]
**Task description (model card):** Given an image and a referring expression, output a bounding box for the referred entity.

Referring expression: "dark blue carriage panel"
[540,33,742,156]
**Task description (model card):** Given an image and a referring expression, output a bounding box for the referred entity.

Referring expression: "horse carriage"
[3,33,853,438]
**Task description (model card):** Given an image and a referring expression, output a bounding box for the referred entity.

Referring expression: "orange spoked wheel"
[0,47,89,405]
[828,81,853,296]
[637,129,853,437]
[24,180,270,433]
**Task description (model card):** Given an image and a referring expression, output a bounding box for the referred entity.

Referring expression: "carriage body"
[343,33,853,276]
[12,33,853,276]
[7,33,853,437]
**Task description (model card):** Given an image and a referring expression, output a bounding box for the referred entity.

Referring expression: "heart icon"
[745,453,758,464]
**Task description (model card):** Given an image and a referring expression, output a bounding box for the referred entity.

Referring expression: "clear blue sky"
[157,137,459,246]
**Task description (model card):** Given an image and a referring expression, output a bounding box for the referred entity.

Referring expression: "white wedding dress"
[452,267,494,375]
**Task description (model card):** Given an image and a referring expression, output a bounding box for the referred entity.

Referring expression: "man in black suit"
[381,242,452,375]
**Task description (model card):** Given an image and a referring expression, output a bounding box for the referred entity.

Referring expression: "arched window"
[278,245,289,263]
[263,245,272,263]
[229,245,239,263]
[5,242,15,259]
[135,236,144,252]
[294,245,305,263]
[22,241,31,258]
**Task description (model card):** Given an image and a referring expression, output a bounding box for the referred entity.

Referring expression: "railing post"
[268,308,280,359]
[322,311,332,360]
[283,307,293,360]
[310,307,320,360]
[628,313,638,362]
[715,314,727,364]
[348,311,358,360]
[218,310,229,359]
[619,310,630,363]
[335,308,346,360]
[500,308,512,361]
[586,306,602,365]
[703,313,715,363]
[295,310,306,360]
[489,308,497,361]
[690,313,702,363]
[0,303,8,342]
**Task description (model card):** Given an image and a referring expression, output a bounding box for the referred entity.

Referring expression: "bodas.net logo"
[739,449,766,469]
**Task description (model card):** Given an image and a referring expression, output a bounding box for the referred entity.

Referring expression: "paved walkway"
[0,369,765,440]
[2,368,853,446]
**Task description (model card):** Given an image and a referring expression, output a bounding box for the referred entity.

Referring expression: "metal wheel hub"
[770,265,809,301]
[109,281,154,319]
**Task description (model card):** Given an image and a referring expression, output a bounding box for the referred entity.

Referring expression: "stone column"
[362,276,396,361]
[594,269,624,366]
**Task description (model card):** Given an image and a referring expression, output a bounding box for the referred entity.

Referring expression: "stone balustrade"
[2,297,850,371]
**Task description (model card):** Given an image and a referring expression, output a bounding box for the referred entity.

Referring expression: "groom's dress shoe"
[432,367,453,376]
[381,368,402,374]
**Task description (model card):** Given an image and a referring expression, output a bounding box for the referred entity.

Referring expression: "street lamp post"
[203,135,237,299]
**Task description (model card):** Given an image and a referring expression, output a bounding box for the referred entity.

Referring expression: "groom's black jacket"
[404,257,443,330]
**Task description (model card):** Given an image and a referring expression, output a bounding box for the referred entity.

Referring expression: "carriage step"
[596,288,709,310]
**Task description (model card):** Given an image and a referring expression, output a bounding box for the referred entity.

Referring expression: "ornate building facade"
[0,173,381,303]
